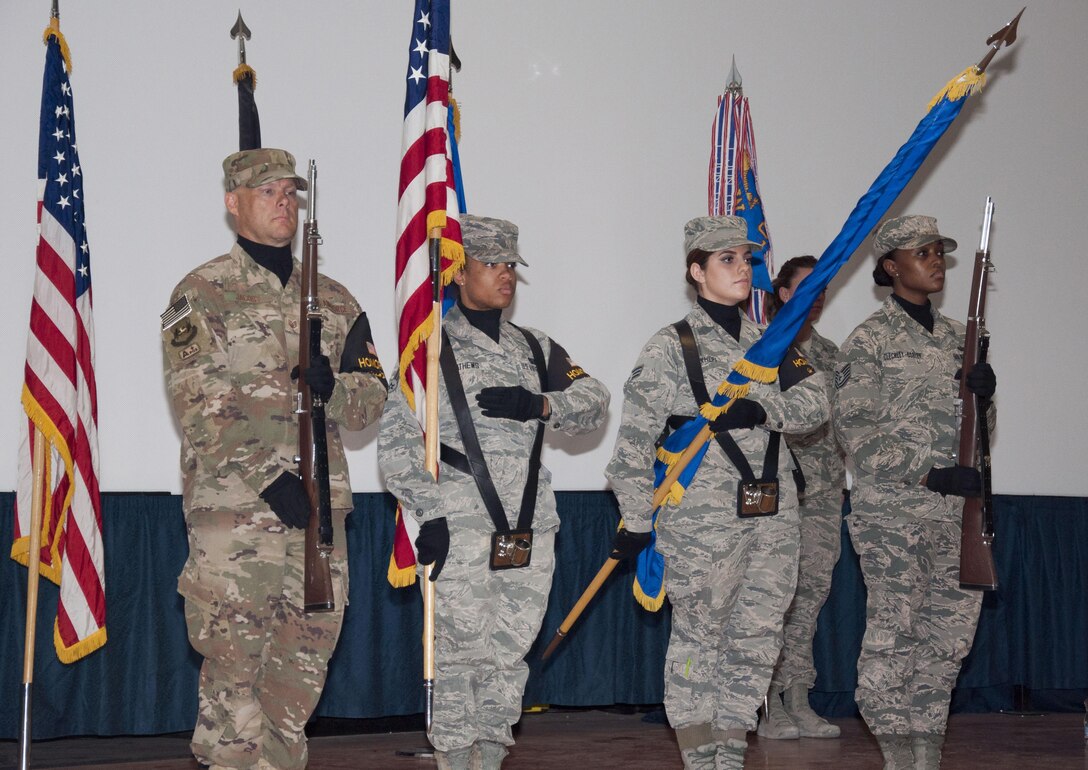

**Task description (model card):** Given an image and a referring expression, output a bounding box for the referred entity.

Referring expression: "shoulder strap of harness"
[438,326,546,533]
[672,319,779,483]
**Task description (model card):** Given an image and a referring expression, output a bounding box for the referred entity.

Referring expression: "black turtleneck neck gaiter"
[458,300,502,343]
[697,296,742,341]
[892,293,935,333]
[238,236,293,288]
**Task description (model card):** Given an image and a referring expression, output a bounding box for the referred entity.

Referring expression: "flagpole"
[541,429,708,660]
[422,227,443,732]
[19,428,47,770]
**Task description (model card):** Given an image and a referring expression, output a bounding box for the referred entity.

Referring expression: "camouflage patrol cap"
[683,215,761,256]
[460,214,528,266]
[223,148,308,192]
[873,215,957,257]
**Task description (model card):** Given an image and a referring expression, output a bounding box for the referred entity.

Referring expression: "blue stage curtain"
[1,492,1086,738]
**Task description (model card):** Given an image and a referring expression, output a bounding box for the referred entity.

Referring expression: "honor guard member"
[833,216,996,770]
[377,215,610,770]
[760,256,846,740]
[161,148,388,770]
[606,216,829,770]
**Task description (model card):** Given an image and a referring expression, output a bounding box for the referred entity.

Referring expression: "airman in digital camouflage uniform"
[760,255,846,741]
[161,148,387,770]
[377,215,610,770]
[606,216,829,770]
[833,215,996,770]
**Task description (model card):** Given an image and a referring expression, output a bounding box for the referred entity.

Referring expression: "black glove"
[966,362,996,399]
[415,518,450,581]
[611,529,653,561]
[708,398,766,432]
[259,471,310,529]
[291,356,337,400]
[476,386,545,422]
[925,466,982,498]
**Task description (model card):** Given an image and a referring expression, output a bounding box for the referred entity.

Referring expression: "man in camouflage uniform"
[377,215,610,770]
[761,256,846,740]
[161,149,387,770]
[833,215,996,770]
[606,216,829,769]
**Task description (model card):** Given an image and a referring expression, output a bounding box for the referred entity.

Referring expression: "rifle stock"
[299,160,336,612]
[957,198,998,591]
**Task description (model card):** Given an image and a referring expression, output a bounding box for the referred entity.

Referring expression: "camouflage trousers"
[179,509,349,770]
[771,490,843,690]
[847,513,982,736]
[427,527,556,753]
[662,512,799,732]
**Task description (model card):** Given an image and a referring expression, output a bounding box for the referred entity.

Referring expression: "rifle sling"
[438,325,547,534]
[673,319,779,483]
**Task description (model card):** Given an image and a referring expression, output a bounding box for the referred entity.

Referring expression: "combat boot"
[756,686,800,739]
[876,734,914,770]
[676,724,717,770]
[910,732,945,769]
[712,727,748,770]
[782,682,840,738]
[435,745,473,770]
[470,740,509,770]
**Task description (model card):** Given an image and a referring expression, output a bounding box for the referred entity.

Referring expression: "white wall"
[0,1,1084,496]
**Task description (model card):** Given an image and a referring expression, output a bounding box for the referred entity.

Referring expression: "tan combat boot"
[783,682,840,738]
[470,740,509,770]
[876,734,914,770]
[676,724,718,770]
[756,686,800,739]
[910,732,945,769]
[712,727,748,770]
[435,745,473,770]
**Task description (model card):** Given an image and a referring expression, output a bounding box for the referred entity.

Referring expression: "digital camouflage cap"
[683,215,761,256]
[873,215,957,257]
[460,214,528,266]
[223,148,308,192]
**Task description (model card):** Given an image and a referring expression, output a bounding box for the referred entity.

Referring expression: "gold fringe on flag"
[928,66,986,109]
[633,580,667,612]
[451,96,462,144]
[387,508,419,587]
[43,18,73,73]
[732,358,778,384]
[388,552,417,588]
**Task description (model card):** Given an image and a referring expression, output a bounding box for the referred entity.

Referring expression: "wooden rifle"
[298,159,336,612]
[956,197,998,590]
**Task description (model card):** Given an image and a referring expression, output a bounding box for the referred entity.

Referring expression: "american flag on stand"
[390,0,464,587]
[708,60,775,323]
[12,22,106,663]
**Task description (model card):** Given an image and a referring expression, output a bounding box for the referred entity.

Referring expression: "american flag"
[390,0,464,586]
[13,23,106,663]
[708,72,775,323]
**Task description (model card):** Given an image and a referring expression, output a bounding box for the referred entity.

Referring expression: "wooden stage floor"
[3,709,1086,769]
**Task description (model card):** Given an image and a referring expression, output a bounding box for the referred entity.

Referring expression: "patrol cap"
[683,215,761,256]
[223,148,308,192]
[460,214,528,266]
[873,215,957,257]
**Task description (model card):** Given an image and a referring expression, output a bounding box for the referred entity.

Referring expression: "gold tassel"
[928,66,986,109]
[232,63,257,88]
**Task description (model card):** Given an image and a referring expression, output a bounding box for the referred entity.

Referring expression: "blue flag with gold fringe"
[633,64,991,610]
